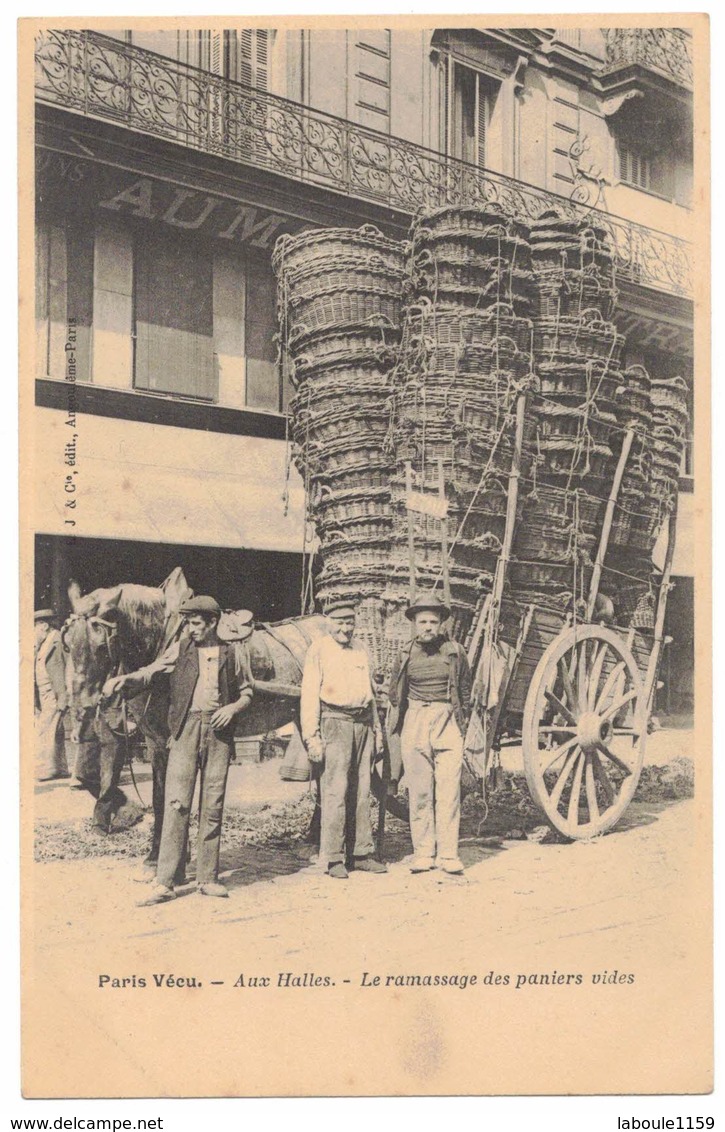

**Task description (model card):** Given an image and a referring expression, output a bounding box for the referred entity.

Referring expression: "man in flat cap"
[34,609,70,782]
[300,598,387,879]
[104,596,253,905]
[388,592,471,875]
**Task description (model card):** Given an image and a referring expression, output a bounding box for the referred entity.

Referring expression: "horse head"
[62,583,167,719]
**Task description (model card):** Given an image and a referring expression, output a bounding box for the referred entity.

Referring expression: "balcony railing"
[601,27,693,90]
[35,29,692,300]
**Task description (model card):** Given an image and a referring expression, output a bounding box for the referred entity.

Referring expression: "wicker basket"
[402,300,532,353]
[288,291,402,337]
[313,485,391,522]
[295,405,391,446]
[273,224,404,277]
[286,264,405,307]
[290,377,391,416]
[320,513,393,544]
[311,462,393,493]
[288,315,401,351]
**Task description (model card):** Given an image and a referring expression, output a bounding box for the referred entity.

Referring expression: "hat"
[179,595,221,617]
[322,596,358,618]
[405,592,451,621]
[34,608,55,622]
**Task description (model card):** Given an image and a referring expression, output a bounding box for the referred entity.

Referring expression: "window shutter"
[210,32,223,75]
[134,232,216,401]
[239,29,253,86]
[476,74,488,167]
[238,29,270,90]
[255,30,269,90]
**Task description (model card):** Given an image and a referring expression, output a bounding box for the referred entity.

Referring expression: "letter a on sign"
[99,178,155,219]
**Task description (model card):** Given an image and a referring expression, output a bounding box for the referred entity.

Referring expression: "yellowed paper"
[20,13,711,1098]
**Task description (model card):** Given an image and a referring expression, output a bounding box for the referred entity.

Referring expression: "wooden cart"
[461,393,678,840]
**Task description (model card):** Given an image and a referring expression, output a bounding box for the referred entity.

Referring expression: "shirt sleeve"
[233,643,254,710]
[300,641,323,742]
[458,645,472,714]
[122,640,180,693]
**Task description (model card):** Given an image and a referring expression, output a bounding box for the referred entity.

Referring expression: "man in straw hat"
[104,596,253,905]
[300,597,387,879]
[34,608,70,782]
[388,592,471,875]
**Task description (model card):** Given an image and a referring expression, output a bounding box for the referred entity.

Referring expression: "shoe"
[136,884,176,907]
[327,863,349,879]
[353,857,388,874]
[198,882,229,898]
[37,772,71,782]
[439,858,465,874]
[410,857,435,873]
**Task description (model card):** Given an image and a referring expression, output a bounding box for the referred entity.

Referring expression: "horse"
[61,569,334,855]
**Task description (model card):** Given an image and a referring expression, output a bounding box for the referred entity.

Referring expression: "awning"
[34,406,306,553]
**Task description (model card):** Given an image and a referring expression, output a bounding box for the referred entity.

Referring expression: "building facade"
[32,25,695,714]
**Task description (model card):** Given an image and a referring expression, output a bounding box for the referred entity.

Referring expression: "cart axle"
[577,712,613,752]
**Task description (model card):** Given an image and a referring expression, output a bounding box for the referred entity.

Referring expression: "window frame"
[444,55,499,169]
[131,227,218,404]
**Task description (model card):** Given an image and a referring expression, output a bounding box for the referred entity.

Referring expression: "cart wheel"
[522,624,647,840]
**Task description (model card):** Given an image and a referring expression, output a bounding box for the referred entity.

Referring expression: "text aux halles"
[234,972,334,987]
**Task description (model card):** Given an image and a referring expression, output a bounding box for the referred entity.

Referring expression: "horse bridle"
[62,612,124,699]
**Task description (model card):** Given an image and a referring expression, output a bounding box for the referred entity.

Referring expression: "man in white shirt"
[301,599,387,879]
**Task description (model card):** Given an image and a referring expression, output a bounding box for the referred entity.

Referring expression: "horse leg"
[92,713,127,833]
[68,710,102,805]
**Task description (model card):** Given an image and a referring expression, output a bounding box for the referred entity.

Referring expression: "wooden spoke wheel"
[522,625,647,840]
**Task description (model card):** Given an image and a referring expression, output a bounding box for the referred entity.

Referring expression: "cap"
[34,608,56,622]
[178,595,222,617]
[322,596,358,619]
[405,592,451,621]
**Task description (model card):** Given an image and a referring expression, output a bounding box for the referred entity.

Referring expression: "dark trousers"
[71,712,128,833]
[319,707,374,867]
[156,712,233,889]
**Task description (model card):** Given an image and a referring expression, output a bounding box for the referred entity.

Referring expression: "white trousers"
[401,701,463,861]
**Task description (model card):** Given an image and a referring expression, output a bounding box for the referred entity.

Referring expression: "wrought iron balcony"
[35,28,692,301]
[601,27,693,91]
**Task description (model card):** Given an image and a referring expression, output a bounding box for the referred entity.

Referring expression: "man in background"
[301,599,387,879]
[34,609,70,782]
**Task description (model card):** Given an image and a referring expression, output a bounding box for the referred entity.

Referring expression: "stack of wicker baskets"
[384,206,537,645]
[276,209,689,669]
[273,225,405,672]
[511,210,624,613]
[405,204,533,317]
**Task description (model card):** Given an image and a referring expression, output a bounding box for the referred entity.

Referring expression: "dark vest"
[168,637,238,740]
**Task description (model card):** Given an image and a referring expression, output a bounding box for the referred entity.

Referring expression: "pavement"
[33,723,695,827]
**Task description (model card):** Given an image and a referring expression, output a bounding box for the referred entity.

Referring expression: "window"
[228,29,270,88]
[244,254,281,411]
[35,219,93,381]
[133,230,216,401]
[446,60,498,167]
[613,111,690,205]
[618,141,654,192]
